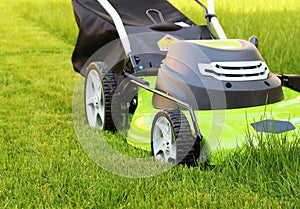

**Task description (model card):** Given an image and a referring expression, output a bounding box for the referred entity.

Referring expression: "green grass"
[0,0,299,208]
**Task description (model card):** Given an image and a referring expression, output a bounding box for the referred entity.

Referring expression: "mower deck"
[127,76,300,164]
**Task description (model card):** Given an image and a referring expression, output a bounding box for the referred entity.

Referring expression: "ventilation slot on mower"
[199,61,269,81]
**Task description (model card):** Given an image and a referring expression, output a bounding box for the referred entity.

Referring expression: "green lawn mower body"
[72,0,300,165]
[127,78,300,164]
[124,39,300,164]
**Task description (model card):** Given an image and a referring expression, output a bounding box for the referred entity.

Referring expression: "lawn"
[0,0,299,208]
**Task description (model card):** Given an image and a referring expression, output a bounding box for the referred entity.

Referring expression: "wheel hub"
[85,69,105,128]
[163,139,170,154]
[152,116,176,163]
[93,96,100,109]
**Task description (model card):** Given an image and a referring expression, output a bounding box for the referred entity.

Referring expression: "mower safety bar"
[129,79,202,141]
[95,0,227,55]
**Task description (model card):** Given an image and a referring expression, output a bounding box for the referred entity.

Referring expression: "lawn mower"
[71,0,300,165]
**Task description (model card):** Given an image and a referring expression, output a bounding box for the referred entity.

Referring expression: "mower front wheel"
[151,110,198,165]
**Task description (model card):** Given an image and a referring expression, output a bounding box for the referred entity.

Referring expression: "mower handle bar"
[207,0,227,39]
[96,0,227,54]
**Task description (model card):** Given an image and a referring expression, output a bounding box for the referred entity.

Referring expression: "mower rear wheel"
[151,110,198,165]
[84,62,116,130]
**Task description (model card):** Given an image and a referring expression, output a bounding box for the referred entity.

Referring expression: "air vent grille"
[198,61,269,81]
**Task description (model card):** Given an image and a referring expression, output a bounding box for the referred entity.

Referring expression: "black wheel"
[151,109,198,165]
[111,79,138,132]
[84,62,116,130]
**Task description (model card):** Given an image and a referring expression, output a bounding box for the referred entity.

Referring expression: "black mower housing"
[153,40,283,110]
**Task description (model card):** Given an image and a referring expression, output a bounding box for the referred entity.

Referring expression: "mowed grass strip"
[0,1,88,207]
[0,0,299,208]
